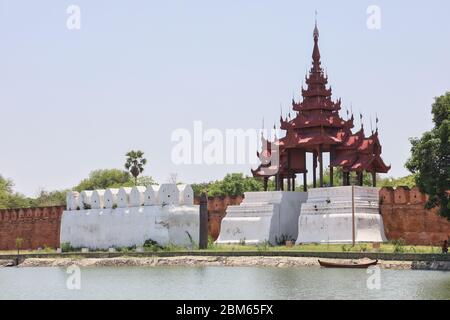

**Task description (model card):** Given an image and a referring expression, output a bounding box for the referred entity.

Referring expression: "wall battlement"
[0,206,64,222]
[67,184,194,210]
[379,186,428,205]
[0,206,64,250]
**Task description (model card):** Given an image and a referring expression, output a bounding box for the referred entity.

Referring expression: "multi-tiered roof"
[253,22,390,188]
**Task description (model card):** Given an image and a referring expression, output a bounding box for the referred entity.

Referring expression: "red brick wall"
[194,195,244,240]
[380,187,450,245]
[0,206,64,250]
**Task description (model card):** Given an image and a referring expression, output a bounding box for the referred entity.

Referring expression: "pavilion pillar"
[329,149,334,187]
[312,152,317,188]
[292,175,296,191]
[275,174,279,191]
[330,166,334,187]
[287,149,292,191]
[358,172,364,186]
[199,193,208,249]
[263,177,268,191]
[372,171,377,187]
[280,177,284,191]
[344,172,351,186]
[318,147,324,188]
[303,172,308,192]
[342,171,346,186]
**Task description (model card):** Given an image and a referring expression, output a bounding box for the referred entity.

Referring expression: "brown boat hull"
[318,259,378,269]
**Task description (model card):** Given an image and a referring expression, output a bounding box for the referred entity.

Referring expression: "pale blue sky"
[1,0,449,196]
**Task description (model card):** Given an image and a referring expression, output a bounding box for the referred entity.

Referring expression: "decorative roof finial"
[314,10,319,39]
[376,113,379,132]
[370,115,374,134]
[261,117,265,139]
[312,13,321,65]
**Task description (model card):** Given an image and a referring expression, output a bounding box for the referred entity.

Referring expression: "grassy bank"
[0,242,443,255]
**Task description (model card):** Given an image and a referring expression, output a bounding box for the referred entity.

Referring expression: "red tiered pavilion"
[252,22,390,191]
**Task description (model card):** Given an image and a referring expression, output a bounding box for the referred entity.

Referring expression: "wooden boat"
[318,259,378,269]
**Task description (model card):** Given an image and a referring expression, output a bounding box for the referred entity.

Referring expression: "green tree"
[74,169,157,192]
[0,175,30,209]
[29,189,68,207]
[0,169,157,209]
[301,167,379,189]
[74,169,132,191]
[192,173,264,197]
[406,92,450,219]
[125,150,147,186]
[136,175,157,187]
[377,175,416,188]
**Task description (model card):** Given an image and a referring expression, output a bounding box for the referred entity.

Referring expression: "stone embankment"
[1,256,448,271]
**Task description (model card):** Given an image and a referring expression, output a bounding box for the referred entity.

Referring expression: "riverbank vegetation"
[0,242,443,256]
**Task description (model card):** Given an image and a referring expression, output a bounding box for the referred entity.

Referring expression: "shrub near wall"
[0,206,64,250]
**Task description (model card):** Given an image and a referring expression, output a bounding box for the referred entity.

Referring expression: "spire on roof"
[370,115,374,134]
[314,10,319,39]
[312,15,321,71]
[376,113,379,132]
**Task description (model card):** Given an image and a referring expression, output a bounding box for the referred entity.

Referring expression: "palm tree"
[125,150,147,185]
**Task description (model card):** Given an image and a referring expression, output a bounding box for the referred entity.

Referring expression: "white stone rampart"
[62,184,199,249]
[130,186,146,207]
[158,184,179,205]
[144,185,159,206]
[91,190,105,209]
[66,191,79,211]
[79,191,93,209]
[296,186,387,244]
[104,188,119,208]
[117,187,132,208]
[178,184,194,205]
[216,191,308,245]
[60,206,199,249]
